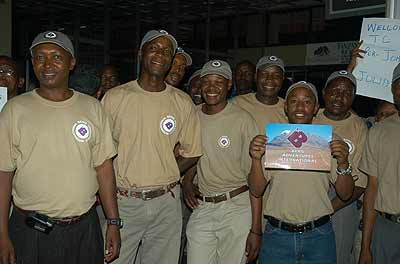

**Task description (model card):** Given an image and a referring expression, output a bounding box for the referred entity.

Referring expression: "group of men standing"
[0,28,399,264]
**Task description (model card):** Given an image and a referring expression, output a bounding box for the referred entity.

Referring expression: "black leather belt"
[265,215,331,233]
[15,205,93,226]
[379,211,400,224]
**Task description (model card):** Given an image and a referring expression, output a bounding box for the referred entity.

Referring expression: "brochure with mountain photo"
[265,123,333,171]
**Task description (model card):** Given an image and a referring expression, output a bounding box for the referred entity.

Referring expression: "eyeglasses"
[0,68,15,77]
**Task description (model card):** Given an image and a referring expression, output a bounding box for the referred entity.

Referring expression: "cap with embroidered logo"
[30,31,75,58]
[392,63,400,84]
[256,55,285,73]
[140,29,178,54]
[324,70,357,93]
[200,60,232,80]
[176,47,192,67]
[285,81,319,104]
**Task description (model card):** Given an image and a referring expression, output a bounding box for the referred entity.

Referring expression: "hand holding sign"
[347,40,366,73]
[354,18,400,102]
[249,135,267,161]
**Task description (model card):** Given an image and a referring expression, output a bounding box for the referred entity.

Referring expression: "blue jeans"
[260,221,336,264]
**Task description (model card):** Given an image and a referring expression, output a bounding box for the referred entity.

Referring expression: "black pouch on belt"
[25,212,55,234]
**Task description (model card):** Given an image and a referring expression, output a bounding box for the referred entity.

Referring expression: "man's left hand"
[330,140,349,167]
[104,225,121,263]
[245,230,262,263]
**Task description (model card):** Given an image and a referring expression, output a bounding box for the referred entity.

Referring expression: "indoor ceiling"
[15,0,324,18]
[14,0,325,30]
[14,0,324,48]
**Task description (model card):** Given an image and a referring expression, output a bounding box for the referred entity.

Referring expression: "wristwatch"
[107,218,123,228]
[336,162,352,176]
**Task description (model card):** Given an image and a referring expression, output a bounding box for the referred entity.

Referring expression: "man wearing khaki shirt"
[249,81,356,264]
[165,47,192,89]
[232,55,287,135]
[314,70,368,264]
[102,29,202,264]
[358,63,400,264]
[234,60,255,96]
[183,60,261,264]
[187,69,203,105]
[0,56,24,101]
[0,31,120,264]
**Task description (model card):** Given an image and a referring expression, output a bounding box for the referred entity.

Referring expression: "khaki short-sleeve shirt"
[197,103,259,195]
[263,166,338,223]
[102,80,202,188]
[0,90,116,218]
[314,110,368,188]
[263,133,346,223]
[359,114,400,214]
[231,93,287,134]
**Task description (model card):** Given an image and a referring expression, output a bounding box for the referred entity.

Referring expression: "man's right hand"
[249,135,267,161]
[0,236,16,264]
[347,40,366,73]
[358,248,372,264]
[182,179,199,210]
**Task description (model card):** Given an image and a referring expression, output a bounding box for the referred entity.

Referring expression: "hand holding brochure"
[265,123,333,171]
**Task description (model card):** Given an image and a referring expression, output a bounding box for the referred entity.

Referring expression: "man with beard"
[102,29,201,264]
[187,69,202,105]
[234,60,255,96]
[358,63,400,264]
[249,81,355,264]
[0,56,24,101]
[165,47,192,88]
[0,31,120,264]
[313,70,368,264]
[96,65,120,100]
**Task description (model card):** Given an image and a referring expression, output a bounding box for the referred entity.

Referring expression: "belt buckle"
[396,216,400,224]
[118,189,128,197]
[295,224,305,233]
[213,193,225,203]
[140,190,153,201]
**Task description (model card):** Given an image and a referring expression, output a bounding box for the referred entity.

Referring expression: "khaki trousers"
[186,191,251,264]
[112,186,182,264]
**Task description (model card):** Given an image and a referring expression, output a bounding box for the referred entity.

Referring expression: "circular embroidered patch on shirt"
[269,56,278,61]
[72,120,91,142]
[343,138,355,154]
[218,136,230,148]
[339,70,348,75]
[160,115,176,135]
[45,32,57,39]
[211,61,221,67]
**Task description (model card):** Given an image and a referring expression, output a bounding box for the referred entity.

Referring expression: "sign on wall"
[305,41,358,65]
[354,18,400,103]
[326,0,385,19]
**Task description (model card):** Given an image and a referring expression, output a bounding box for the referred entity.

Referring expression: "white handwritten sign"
[354,18,400,103]
[0,87,7,111]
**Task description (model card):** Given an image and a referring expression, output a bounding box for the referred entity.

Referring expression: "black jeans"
[9,206,104,264]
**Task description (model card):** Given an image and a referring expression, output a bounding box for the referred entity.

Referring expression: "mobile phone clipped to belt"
[25,212,55,234]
